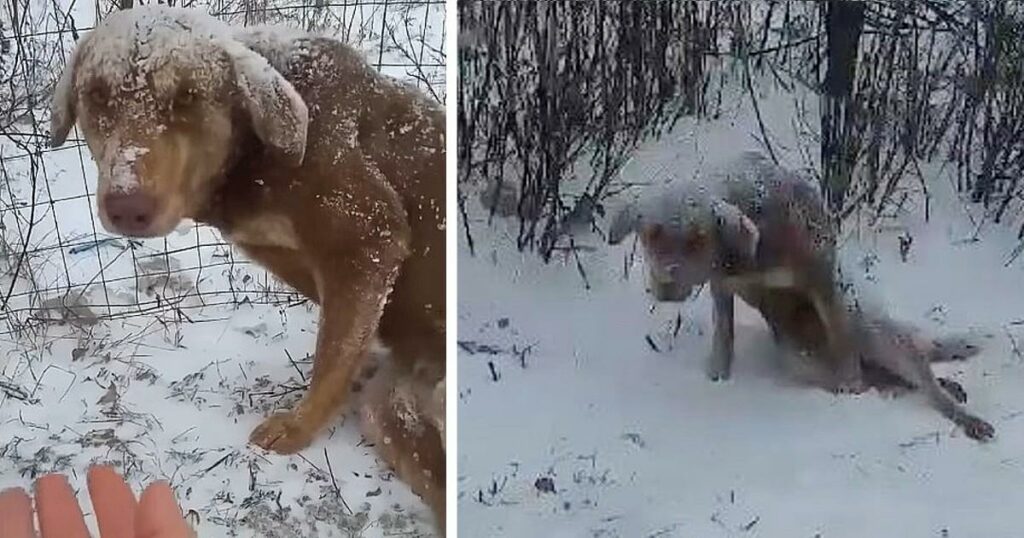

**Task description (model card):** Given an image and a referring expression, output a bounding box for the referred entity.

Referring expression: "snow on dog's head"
[50,6,309,237]
[608,179,760,302]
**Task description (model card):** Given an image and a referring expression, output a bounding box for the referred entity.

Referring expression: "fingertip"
[138,482,190,537]
[88,465,137,538]
[0,487,34,538]
[0,486,31,506]
[34,474,89,538]
[33,473,70,495]
[87,464,119,483]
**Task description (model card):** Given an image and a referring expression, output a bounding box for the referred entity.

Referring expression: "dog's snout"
[104,191,157,235]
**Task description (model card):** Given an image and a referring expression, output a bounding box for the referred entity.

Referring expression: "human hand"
[0,465,193,538]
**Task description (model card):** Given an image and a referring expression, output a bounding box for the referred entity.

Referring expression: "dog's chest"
[224,214,302,251]
[206,178,305,251]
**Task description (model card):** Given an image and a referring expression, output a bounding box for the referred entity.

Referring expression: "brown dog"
[609,153,992,440]
[609,152,861,392]
[49,4,445,508]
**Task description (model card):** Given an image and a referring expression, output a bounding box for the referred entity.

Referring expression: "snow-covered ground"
[457,87,1024,537]
[0,1,444,536]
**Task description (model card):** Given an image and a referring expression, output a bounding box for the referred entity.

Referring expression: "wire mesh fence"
[0,0,445,338]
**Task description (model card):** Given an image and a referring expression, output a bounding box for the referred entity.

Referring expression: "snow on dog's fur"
[608,152,993,440]
[768,285,994,440]
[51,5,446,526]
[608,152,861,392]
[358,347,445,531]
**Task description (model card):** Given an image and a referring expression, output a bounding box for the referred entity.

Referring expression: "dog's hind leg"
[359,354,446,532]
[814,293,864,394]
[865,321,993,441]
[913,356,993,440]
[937,377,968,404]
[929,333,984,363]
[726,268,864,392]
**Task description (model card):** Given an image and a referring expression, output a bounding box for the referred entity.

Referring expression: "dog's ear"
[640,222,664,243]
[711,200,759,269]
[607,203,640,245]
[222,40,309,167]
[50,35,90,148]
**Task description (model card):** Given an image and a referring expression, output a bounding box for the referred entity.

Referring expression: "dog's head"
[609,187,759,302]
[50,6,309,237]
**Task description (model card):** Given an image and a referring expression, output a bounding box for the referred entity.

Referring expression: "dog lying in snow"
[49,5,446,522]
[608,152,861,393]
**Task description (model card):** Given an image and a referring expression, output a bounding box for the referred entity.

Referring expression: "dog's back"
[206,29,446,363]
[610,152,834,270]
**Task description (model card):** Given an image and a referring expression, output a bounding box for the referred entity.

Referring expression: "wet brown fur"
[51,8,445,524]
[358,351,446,530]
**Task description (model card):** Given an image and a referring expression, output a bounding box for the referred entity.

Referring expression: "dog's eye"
[173,87,198,109]
[85,83,110,106]
[682,230,707,254]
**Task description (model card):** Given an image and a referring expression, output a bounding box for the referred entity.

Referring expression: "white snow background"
[0,0,445,536]
[457,77,1024,536]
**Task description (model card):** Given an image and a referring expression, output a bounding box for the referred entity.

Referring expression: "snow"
[109,145,150,193]
[0,1,445,536]
[457,85,1024,537]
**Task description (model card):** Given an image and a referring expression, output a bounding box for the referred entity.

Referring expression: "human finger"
[137,481,190,538]
[87,466,137,538]
[0,487,35,538]
[34,474,89,538]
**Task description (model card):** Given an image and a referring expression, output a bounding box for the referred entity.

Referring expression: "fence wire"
[0,0,445,338]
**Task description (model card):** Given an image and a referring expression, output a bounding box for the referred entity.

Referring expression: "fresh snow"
[457,86,1024,538]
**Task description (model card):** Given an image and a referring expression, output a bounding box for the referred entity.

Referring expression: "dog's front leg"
[708,280,735,381]
[250,250,403,454]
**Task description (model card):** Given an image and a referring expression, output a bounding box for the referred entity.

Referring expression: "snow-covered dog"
[50,5,446,522]
[608,152,861,392]
[608,152,993,440]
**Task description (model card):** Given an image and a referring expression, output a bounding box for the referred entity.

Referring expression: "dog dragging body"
[457,1,1020,537]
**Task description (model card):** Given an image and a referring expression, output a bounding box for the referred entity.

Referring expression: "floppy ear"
[221,40,309,167]
[50,35,89,148]
[607,203,640,245]
[640,222,664,243]
[711,200,759,270]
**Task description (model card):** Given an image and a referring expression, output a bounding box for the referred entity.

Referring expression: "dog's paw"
[960,415,995,442]
[705,352,732,382]
[707,370,731,382]
[705,363,731,382]
[250,412,316,454]
[938,377,968,404]
[832,378,867,395]
[834,362,868,394]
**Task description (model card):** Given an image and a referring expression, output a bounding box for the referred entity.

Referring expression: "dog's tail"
[929,332,984,363]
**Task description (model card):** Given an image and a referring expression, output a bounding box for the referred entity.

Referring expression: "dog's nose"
[104,191,157,235]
